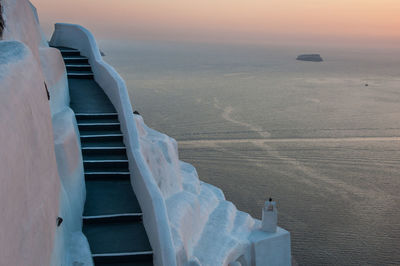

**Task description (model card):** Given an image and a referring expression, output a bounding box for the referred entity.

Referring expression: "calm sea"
[99,40,400,265]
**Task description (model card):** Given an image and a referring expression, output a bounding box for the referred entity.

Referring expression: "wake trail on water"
[213,97,271,138]
[188,97,395,203]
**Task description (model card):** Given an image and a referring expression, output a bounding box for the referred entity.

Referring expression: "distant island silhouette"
[296,54,323,62]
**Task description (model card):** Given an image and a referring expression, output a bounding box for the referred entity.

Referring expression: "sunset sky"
[32,0,400,46]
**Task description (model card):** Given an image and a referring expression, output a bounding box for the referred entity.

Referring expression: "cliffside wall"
[0,1,90,265]
[0,39,59,266]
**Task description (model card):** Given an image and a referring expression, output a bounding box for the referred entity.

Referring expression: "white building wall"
[1,1,91,265]
[0,40,59,266]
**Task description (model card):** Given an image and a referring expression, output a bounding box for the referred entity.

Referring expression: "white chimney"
[261,198,277,233]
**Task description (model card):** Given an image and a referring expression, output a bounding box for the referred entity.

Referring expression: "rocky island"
[296,54,323,62]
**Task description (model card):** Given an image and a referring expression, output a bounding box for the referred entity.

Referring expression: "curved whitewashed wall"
[134,116,291,266]
[1,1,91,265]
[0,40,59,266]
[50,24,291,266]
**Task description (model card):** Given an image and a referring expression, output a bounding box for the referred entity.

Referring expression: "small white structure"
[262,199,278,233]
[250,228,291,266]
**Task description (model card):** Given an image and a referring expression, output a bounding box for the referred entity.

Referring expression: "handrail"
[50,23,177,266]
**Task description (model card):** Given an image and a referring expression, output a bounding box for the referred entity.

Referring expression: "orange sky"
[32,0,400,46]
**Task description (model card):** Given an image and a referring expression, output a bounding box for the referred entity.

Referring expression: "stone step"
[66,64,92,72]
[80,129,122,137]
[84,172,130,181]
[68,71,94,79]
[82,147,127,161]
[60,49,80,56]
[83,160,129,172]
[93,251,153,265]
[83,220,152,255]
[80,134,124,147]
[76,113,119,123]
[78,122,121,136]
[78,122,120,126]
[64,55,89,64]
[83,213,142,225]
[53,46,78,51]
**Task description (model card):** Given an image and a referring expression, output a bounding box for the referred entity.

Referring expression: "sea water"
[100,40,400,265]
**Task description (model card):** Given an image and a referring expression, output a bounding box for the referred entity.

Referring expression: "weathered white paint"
[250,228,291,266]
[262,201,278,233]
[51,108,92,266]
[50,23,292,266]
[39,46,69,115]
[135,114,291,266]
[1,1,91,265]
[1,0,46,63]
[0,40,59,266]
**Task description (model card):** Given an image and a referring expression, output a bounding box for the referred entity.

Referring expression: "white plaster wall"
[50,109,92,266]
[1,0,46,63]
[135,116,291,266]
[137,124,183,198]
[39,46,69,115]
[0,40,59,266]
[1,1,91,265]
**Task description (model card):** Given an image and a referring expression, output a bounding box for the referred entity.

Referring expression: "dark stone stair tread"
[76,113,118,116]
[63,55,88,59]
[67,66,92,72]
[65,58,89,64]
[95,261,153,266]
[68,74,94,80]
[84,164,129,172]
[83,153,128,160]
[84,167,130,173]
[84,180,141,216]
[78,124,120,131]
[66,62,90,65]
[82,147,127,160]
[68,71,94,75]
[64,58,88,61]
[84,168,130,173]
[83,222,151,254]
[53,46,78,50]
[66,64,91,67]
[80,129,122,136]
[82,141,125,147]
[69,78,116,113]
[81,134,122,139]
[66,64,90,67]
[85,172,130,181]
[78,122,120,126]
[77,118,119,123]
[62,52,80,57]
